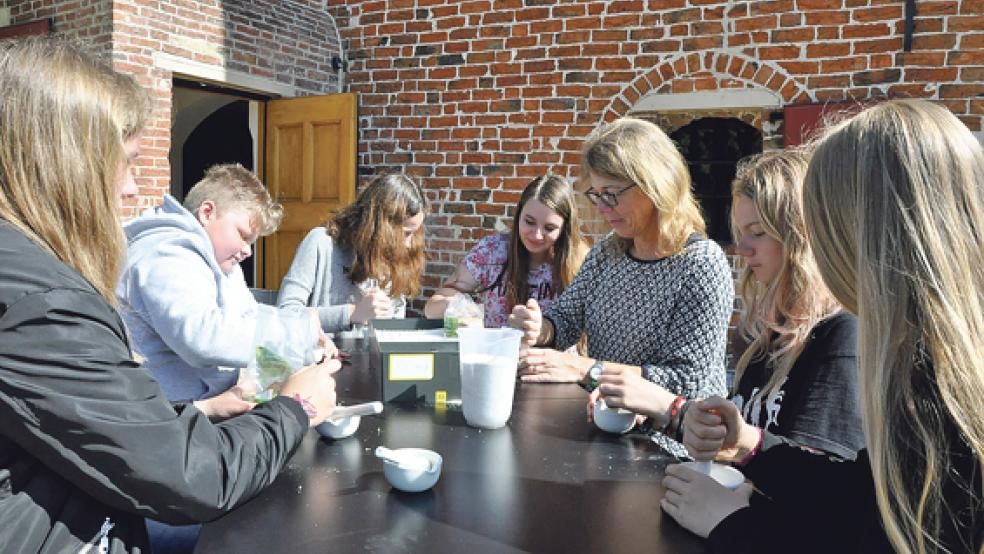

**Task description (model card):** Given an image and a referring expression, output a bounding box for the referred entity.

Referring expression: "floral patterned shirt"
[462,233,558,328]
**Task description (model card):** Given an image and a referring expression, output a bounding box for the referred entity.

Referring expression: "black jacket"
[0,221,309,553]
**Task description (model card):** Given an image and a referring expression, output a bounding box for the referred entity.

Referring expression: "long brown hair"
[491,174,588,308]
[731,149,840,398]
[580,117,705,255]
[326,174,427,298]
[0,37,149,304]
[804,99,984,554]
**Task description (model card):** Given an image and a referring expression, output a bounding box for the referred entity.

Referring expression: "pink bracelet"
[737,426,764,466]
[292,393,318,419]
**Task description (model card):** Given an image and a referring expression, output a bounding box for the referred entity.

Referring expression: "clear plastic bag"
[242,306,321,400]
[444,293,485,337]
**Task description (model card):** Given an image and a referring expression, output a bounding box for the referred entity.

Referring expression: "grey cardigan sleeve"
[542,242,603,351]
[277,228,353,333]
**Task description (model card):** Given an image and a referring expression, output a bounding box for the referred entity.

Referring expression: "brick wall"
[7,0,113,50]
[330,0,984,302]
[9,0,344,216]
[110,0,343,215]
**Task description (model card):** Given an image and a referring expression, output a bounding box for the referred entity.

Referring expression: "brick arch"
[596,50,814,125]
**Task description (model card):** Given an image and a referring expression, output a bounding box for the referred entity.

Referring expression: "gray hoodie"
[116,196,314,401]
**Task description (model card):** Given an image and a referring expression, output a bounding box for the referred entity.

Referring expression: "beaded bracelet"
[292,393,318,419]
[662,395,686,434]
[737,426,764,466]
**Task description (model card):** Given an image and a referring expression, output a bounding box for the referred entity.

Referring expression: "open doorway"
[170,79,269,286]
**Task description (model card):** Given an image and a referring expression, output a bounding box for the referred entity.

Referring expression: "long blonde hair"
[0,37,149,304]
[327,174,427,298]
[731,150,841,398]
[804,99,984,554]
[580,117,705,255]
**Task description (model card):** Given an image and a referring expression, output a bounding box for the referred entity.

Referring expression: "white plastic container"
[458,328,523,429]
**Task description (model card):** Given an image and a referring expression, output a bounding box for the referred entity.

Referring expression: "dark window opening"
[671,117,763,244]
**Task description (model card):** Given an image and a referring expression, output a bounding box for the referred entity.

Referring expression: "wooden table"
[195,339,708,553]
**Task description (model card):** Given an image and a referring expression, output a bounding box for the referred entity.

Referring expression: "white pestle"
[695,460,712,475]
[375,446,433,472]
[330,401,384,421]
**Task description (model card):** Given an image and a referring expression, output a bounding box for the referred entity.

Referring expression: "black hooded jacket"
[0,220,309,553]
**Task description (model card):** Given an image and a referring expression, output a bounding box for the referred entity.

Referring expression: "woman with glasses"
[277,174,427,333]
[425,175,589,378]
[509,117,733,457]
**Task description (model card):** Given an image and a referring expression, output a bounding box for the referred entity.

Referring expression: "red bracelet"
[292,393,318,419]
[663,395,686,434]
[737,426,764,465]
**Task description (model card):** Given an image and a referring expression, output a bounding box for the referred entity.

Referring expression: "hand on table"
[661,463,753,538]
[519,348,585,383]
[193,385,256,420]
[682,397,757,463]
[351,288,391,325]
[508,299,541,347]
[280,356,342,427]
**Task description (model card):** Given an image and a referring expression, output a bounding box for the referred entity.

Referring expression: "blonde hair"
[183,163,283,236]
[0,37,149,304]
[804,99,984,554]
[730,149,841,398]
[327,174,427,298]
[580,117,705,255]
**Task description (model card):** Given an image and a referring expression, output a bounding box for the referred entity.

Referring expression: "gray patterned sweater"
[544,233,733,457]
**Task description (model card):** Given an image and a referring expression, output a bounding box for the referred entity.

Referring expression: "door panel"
[256,92,357,289]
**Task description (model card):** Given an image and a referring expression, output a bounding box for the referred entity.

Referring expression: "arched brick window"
[671,118,762,244]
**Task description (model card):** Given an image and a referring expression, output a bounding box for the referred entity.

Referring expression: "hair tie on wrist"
[292,393,318,419]
[738,426,764,466]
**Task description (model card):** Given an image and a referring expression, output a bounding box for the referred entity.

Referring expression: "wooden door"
[256,93,357,289]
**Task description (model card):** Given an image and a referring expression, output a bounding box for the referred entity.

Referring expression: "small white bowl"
[381,448,443,493]
[592,399,636,434]
[315,415,361,440]
[680,461,745,490]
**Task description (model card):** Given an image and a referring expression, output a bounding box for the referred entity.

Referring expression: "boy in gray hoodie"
[117,164,326,419]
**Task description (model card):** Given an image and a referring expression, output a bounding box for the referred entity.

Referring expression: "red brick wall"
[329,0,984,298]
[110,0,344,215]
[7,0,113,50]
[9,0,344,216]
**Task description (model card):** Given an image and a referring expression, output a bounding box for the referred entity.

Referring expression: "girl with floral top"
[425,174,588,375]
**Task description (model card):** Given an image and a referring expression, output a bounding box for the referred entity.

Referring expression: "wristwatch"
[579,360,604,393]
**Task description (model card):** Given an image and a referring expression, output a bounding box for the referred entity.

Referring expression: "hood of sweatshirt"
[124,195,227,277]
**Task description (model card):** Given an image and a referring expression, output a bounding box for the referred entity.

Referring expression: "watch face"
[589,363,602,380]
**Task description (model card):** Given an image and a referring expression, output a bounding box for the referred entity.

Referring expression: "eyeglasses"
[583,183,638,208]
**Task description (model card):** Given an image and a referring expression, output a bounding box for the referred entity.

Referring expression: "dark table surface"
[195,339,708,553]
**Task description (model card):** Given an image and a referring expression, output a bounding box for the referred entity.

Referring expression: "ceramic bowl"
[315,415,361,440]
[381,448,443,493]
[592,399,636,434]
[680,461,745,490]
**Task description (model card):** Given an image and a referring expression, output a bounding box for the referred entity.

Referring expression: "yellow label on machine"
[435,390,447,404]
[388,353,435,381]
